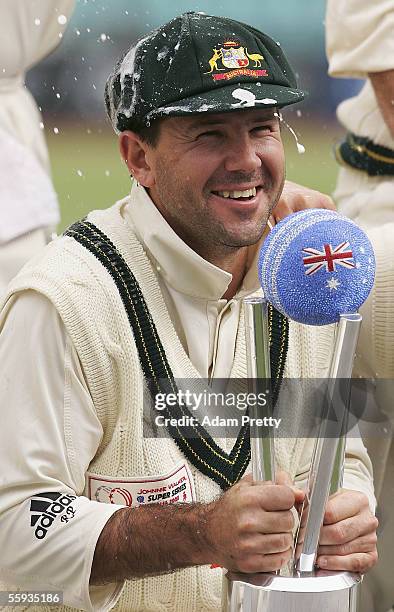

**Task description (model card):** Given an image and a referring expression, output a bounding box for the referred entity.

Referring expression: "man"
[326,2,394,610]
[0,13,377,611]
[0,0,75,296]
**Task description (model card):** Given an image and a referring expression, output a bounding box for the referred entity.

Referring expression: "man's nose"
[224,136,261,174]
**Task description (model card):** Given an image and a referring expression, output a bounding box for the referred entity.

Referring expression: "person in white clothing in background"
[326,1,394,610]
[0,0,75,296]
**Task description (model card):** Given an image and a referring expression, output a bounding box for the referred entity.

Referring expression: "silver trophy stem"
[295,313,362,573]
[225,312,363,612]
[244,297,275,483]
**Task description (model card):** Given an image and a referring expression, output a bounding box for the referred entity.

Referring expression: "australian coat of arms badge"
[205,40,268,81]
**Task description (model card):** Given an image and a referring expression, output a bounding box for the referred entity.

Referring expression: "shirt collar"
[123,182,263,300]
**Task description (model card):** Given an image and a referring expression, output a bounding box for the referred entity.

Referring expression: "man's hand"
[271,180,336,225]
[316,489,378,573]
[205,472,304,573]
[91,472,304,584]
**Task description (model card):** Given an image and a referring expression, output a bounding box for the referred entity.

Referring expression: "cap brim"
[146,82,305,122]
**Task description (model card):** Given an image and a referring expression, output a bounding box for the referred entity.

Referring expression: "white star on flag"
[326,278,340,291]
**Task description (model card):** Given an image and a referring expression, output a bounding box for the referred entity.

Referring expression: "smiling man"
[121,108,284,300]
[125,110,283,246]
[0,12,377,612]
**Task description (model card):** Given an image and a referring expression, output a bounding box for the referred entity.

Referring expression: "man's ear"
[119,131,155,187]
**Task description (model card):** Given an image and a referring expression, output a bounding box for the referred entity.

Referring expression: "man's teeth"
[216,187,257,199]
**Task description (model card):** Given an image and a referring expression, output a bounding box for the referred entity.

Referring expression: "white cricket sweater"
[0,202,375,611]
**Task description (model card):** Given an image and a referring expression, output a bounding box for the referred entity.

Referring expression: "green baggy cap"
[105,11,305,132]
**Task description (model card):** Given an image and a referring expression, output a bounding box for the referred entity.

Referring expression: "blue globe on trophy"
[258,209,376,325]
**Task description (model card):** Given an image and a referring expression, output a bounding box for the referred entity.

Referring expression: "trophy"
[224,210,376,612]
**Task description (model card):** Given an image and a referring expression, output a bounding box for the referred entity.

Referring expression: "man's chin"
[218,225,268,249]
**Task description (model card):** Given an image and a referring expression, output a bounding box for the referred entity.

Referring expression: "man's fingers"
[275,470,293,487]
[275,471,305,505]
[273,181,336,224]
[235,548,293,574]
[317,531,377,557]
[261,510,295,534]
[316,551,378,573]
[239,532,294,556]
[323,490,369,525]
[240,508,294,534]
[255,484,295,512]
[319,512,378,546]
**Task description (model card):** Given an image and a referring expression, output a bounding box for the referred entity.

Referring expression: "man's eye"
[251,125,273,133]
[197,130,221,139]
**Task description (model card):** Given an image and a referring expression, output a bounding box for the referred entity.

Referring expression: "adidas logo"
[30,492,76,539]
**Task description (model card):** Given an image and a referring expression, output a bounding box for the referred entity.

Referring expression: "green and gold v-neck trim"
[65,218,288,490]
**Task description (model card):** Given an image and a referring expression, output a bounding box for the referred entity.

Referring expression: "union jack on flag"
[302,242,355,276]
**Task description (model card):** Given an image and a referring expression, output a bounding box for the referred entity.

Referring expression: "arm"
[369,70,394,138]
[0,292,123,611]
[91,475,304,584]
[326,0,394,79]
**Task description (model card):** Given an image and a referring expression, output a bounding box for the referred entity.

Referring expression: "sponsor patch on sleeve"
[29,492,77,539]
[86,463,195,507]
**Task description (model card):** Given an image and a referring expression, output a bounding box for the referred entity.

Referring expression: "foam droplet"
[276,113,306,155]
[53,127,59,134]
[57,14,67,25]
[34,18,41,26]
[100,33,107,41]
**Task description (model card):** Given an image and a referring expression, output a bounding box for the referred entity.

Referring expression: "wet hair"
[116,115,163,147]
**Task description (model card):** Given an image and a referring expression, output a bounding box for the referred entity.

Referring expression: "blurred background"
[26,0,363,231]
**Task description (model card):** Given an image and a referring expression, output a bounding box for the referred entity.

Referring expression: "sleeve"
[357,224,394,383]
[351,223,394,429]
[341,433,376,512]
[326,0,394,78]
[0,128,60,244]
[0,291,125,611]
[0,0,76,77]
